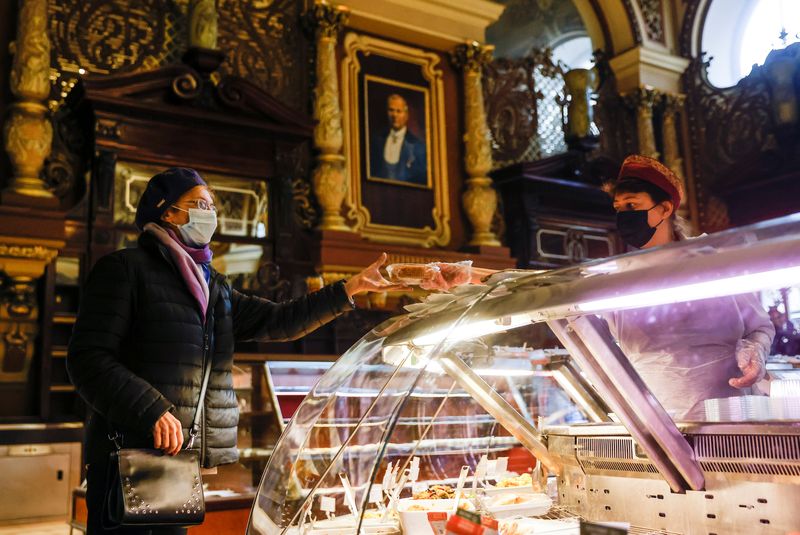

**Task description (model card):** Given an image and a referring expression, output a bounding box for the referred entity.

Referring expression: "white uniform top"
[605,293,774,419]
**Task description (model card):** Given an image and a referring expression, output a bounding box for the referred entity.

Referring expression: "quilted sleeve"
[231,281,354,342]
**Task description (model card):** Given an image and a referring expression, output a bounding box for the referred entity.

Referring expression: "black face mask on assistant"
[616,206,663,249]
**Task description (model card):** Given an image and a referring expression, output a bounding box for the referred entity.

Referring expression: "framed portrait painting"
[342,34,450,247]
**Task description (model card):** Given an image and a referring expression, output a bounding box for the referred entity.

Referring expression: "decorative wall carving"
[639,0,666,44]
[49,0,311,111]
[483,56,538,166]
[49,0,186,76]
[683,43,800,230]
[621,0,644,45]
[292,178,317,230]
[0,240,61,383]
[218,0,311,112]
[482,49,568,168]
[0,275,38,383]
[684,54,774,190]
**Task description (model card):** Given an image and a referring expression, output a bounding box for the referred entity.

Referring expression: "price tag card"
[410,457,420,481]
[319,496,336,513]
[495,457,509,476]
[482,459,497,479]
[475,456,488,481]
[368,484,384,504]
[382,463,393,489]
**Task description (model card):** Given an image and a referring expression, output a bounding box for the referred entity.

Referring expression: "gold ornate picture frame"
[342,33,450,247]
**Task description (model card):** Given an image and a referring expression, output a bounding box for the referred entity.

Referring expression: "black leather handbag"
[103,355,212,528]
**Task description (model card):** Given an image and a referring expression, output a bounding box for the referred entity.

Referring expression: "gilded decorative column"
[661,93,689,219]
[563,68,597,140]
[189,0,219,49]
[306,0,351,231]
[452,42,500,247]
[623,87,659,159]
[2,0,56,205]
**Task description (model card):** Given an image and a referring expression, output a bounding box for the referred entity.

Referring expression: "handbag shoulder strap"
[187,278,220,450]
[186,345,213,449]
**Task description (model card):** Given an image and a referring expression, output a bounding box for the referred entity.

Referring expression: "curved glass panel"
[250,214,800,533]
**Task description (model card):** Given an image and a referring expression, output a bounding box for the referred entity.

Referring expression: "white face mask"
[173,207,217,246]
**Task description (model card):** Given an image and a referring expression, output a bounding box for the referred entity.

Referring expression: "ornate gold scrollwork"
[3,0,55,203]
[172,72,202,100]
[0,238,61,383]
[452,42,501,247]
[306,1,351,231]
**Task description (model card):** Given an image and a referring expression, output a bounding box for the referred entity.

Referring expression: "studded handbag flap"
[106,448,205,526]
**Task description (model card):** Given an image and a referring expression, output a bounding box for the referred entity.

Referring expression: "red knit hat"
[617,154,684,212]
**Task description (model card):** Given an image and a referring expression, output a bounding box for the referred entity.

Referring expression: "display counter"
[248,214,800,534]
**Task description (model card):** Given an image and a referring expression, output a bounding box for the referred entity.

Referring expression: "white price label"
[495,457,508,476]
[410,457,420,481]
[368,484,384,504]
[475,456,488,480]
[320,496,336,513]
[482,459,497,479]
[412,482,428,494]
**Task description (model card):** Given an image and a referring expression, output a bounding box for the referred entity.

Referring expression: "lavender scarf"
[144,223,211,321]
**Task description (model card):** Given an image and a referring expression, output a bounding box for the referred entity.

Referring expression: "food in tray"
[413,484,455,500]
[495,472,533,488]
[490,493,535,506]
[484,492,553,520]
[385,263,440,285]
[398,498,475,512]
[499,517,579,535]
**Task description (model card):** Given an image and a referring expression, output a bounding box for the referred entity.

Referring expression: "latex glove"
[419,262,473,291]
[344,253,408,298]
[728,338,767,389]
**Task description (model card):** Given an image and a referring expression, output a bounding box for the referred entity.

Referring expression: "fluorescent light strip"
[577,266,800,313]
[413,315,531,346]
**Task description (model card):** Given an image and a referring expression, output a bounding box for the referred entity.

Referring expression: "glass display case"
[249,215,800,534]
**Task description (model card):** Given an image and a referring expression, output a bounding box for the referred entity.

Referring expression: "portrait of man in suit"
[369,93,428,186]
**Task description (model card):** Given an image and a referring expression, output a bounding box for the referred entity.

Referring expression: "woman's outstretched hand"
[344,253,408,298]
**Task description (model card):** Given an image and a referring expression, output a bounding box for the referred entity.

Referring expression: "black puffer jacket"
[67,232,353,467]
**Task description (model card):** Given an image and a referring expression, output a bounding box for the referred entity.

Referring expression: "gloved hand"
[729,339,767,389]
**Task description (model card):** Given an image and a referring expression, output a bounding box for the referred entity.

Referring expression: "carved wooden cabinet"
[492,153,622,269]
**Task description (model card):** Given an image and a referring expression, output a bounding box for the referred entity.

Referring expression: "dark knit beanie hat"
[135,167,207,230]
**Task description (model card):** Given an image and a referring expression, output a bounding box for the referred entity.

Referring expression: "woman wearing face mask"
[67,168,401,534]
[604,155,775,419]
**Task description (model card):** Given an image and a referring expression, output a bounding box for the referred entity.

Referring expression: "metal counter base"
[547,423,800,534]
